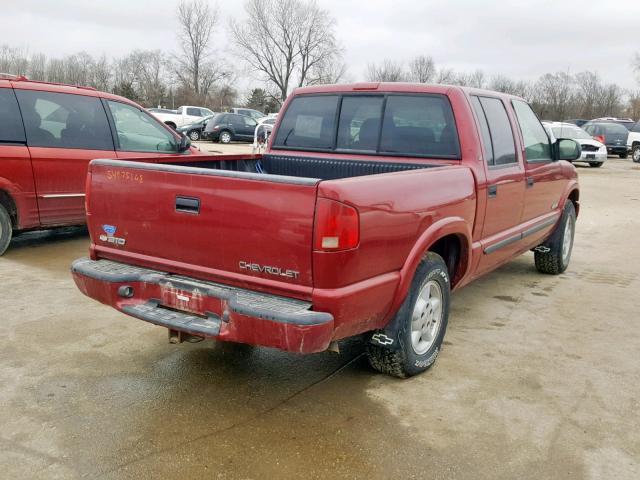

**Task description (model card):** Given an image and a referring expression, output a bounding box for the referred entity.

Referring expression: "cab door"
[469,95,526,276]
[15,89,115,226]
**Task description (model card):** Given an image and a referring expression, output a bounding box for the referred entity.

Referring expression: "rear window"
[273,93,459,158]
[273,95,339,149]
[0,88,25,143]
[603,123,628,135]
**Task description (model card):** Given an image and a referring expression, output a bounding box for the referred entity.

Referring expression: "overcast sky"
[3,0,640,94]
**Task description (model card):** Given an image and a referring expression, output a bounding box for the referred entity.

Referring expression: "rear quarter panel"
[315,165,477,289]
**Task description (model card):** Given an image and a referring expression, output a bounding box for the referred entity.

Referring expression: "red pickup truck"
[71,83,581,377]
[0,76,197,255]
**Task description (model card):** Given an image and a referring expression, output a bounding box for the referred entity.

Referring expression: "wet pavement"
[1,158,639,479]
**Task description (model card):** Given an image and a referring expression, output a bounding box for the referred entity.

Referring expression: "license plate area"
[587,153,595,159]
[160,283,209,316]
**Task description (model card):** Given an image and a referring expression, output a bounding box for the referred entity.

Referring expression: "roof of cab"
[293,82,526,102]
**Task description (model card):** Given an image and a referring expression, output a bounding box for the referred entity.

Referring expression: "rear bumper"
[606,145,627,154]
[71,258,334,353]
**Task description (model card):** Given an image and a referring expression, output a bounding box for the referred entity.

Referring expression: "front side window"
[336,96,383,151]
[512,100,551,162]
[106,100,178,153]
[243,116,257,127]
[273,95,339,149]
[16,90,113,150]
[186,107,200,116]
[0,88,26,143]
[380,95,459,157]
[476,97,517,165]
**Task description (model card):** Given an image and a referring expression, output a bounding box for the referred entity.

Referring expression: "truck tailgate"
[86,159,319,290]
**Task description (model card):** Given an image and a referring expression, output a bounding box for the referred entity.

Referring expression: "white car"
[625,122,640,163]
[543,122,607,168]
[150,106,215,130]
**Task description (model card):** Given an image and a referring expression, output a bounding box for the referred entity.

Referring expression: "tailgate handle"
[175,196,200,214]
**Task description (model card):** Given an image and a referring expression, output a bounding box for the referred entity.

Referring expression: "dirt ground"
[1,150,639,479]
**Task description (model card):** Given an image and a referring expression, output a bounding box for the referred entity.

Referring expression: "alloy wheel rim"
[222,132,230,142]
[634,148,640,162]
[410,280,443,355]
[562,216,574,264]
[189,131,199,141]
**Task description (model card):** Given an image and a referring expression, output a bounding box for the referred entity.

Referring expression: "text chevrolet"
[71,83,581,377]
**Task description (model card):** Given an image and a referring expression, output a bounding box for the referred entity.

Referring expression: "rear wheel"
[219,130,232,144]
[534,201,576,275]
[589,162,603,168]
[366,252,450,378]
[0,204,13,256]
[165,122,177,130]
[632,145,640,163]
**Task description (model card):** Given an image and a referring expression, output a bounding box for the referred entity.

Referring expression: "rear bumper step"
[71,258,334,353]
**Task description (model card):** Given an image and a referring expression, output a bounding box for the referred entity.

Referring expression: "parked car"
[202,113,258,143]
[229,107,265,120]
[177,114,215,141]
[0,76,200,256]
[150,105,215,129]
[543,121,607,167]
[592,117,635,131]
[71,82,581,378]
[257,116,276,126]
[563,119,588,127]
[626,121,640,163]
[582,121,629,158]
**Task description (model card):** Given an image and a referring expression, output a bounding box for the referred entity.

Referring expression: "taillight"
[313,198,359,251]
[594,135,605,143]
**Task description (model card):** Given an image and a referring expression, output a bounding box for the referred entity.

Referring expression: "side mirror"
[178,134,191,152]
[554,138,581,161]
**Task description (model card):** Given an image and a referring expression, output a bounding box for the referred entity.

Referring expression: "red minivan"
[0,75,199,255]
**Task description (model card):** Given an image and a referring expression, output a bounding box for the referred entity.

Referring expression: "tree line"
[1,0,639,121]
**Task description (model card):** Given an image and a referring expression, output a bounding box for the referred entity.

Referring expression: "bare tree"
[231,0,341,102]
[409,55,436,83]
[0,45,28,76]
[434,68,456,84]
[366,59,406,82]
[92,54,111,92]
[175,0,227,99]
[28,53,47,81]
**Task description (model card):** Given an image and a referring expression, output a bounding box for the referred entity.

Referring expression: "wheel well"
[0,190,18,227]
[429,234,467,287]
[568,189,580,217]
[165,121,177,129]
[632,141,640,148]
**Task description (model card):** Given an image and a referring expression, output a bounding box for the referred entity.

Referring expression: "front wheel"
[589,162,603,168]
[366,252,450,378]
[188,129,200,141]
[534,201,576,275]
[0,204,13,256]
[632,145,640,163]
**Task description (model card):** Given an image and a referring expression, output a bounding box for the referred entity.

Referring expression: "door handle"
[488,184,498,198]
[527,177,535,188]
[175,196,200,214]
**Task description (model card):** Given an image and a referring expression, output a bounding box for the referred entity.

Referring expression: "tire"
[589,162,603,168]
[165,122,177,130]
[534,201,576,275]
[219,130,232,144]
[188,130,200,141]
[366,252,450,378]
[632,145,640,163]
[0,204,13,256]
[619,152,628,159]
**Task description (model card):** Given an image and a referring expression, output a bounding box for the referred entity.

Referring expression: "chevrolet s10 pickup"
[71,83,581,377]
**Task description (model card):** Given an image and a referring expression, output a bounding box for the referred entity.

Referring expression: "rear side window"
[186,107,200,116]
[632,123,640,133]
[0,88,26,143]
[380,95,459,157]
[273,95,339,149]
[16,90,113,150]
[512,100,551,162]
[476,96,517,165]
[470,96,493,164]
[337,96,383,151]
